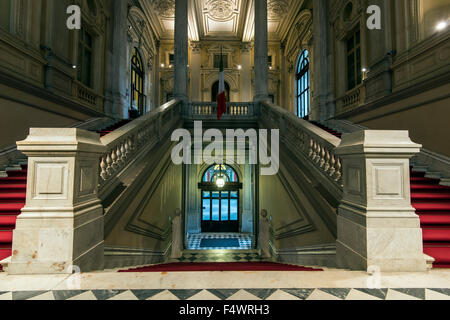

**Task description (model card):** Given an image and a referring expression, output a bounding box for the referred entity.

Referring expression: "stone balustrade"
[186,102,256,120]
[99,99,182,192]
[260,101,343,190]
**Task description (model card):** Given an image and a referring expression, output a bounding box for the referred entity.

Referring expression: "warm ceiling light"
[161,63,165,68]
[237,65,242,70]
[362,68,367,72]
[72,65,77,69]
[436,21,448,31]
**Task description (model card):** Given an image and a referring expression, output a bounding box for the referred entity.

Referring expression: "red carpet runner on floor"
[312,122,450,269]
[0,120,131,272]
[119,262,323,273]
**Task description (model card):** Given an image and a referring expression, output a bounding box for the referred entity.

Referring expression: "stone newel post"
[335,131,428,272]
[8,129,106,275]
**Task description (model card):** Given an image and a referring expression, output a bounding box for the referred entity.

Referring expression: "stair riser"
[0,232,13,244]
[6,171,27,178]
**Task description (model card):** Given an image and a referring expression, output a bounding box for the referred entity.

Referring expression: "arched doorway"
[199,165,242,233]
[131,48,145,117]
[211,81,230,102]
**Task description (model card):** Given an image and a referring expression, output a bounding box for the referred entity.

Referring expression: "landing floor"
[1,269,450,300]
[187,233,253,250]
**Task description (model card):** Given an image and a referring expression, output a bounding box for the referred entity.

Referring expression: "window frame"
[214,54,228,69]
[77,27,94,88]
[295,49,310,119]
[131,47,145,115]
[346,25,362,91]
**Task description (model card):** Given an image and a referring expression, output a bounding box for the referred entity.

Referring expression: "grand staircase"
[0,119,131,271]
[411,170,450,268]
[311,121,450,268]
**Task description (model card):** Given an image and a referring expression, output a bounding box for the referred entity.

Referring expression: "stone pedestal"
[259,210,271,259]
[8,129,106,275]
[253,0,269,102]
[335,131,428,272]
[171,210,183,259]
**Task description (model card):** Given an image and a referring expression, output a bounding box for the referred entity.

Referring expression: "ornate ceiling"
[140,0,306,42]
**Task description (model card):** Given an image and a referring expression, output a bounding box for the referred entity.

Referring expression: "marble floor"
[187,233,253,250]
[1,268,450,300]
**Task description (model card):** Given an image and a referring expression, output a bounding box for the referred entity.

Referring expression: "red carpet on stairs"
[96,119,131,137]
[310,122,450,269]
[119,262,323,273]
[0,119,132,272]
[411,170,450,268]
[0,164,27,272]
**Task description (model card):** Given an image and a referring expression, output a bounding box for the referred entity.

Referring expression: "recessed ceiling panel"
[207,18,235,32]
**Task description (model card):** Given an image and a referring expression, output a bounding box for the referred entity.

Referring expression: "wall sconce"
[436,21,448,31]
[237,65,242,70]
[161,63,165,68]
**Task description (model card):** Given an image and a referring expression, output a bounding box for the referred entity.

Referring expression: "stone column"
[104,0,129,119]
[189,42,202,101]
[153,40,161,109]
[9,129,106,275]
[240,43,253,101]
[311,0,329,121]
[335,131,428,272]
[253,0,269,102]
[174,0,188,101]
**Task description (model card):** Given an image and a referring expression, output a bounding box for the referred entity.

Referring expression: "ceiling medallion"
[205,0,235,21]
[268,0,290,20]
[152,0,175,18]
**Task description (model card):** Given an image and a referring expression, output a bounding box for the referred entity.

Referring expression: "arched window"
[296,50,310,119]
[202,164,239,183]
[200,165,241,233]
[131,48,145,116]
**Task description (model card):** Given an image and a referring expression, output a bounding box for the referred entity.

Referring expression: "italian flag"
[217,48,226,120]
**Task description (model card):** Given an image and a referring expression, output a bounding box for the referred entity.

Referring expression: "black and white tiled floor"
[187,233,253,250]
[174,252,263,263]
[1,288,450,300]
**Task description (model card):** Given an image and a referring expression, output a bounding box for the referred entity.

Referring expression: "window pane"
[347,36,354,51]
[212,191,220,198]
[347,52,355,90]
[77,44,82,81]
[202,199,211,221]
[221,199,229,221]
[356,47,362,84]
[84,50,92,87]
[85,31,92,48]
[212,200,220,221]
[230,199,238,221]
[0,1,11,30]
[203,191,210,198]
[230,191,238,198]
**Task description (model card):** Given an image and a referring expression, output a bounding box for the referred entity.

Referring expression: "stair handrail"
[324,119,450,184]
[260,101,343,190]
[98,99,182,190]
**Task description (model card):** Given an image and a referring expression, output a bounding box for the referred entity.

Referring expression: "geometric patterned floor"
[173,251,263,263]
[187,233,252,250]
[1,288,450,300]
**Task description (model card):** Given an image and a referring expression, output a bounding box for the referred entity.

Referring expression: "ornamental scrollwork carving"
[152,0,175,18]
